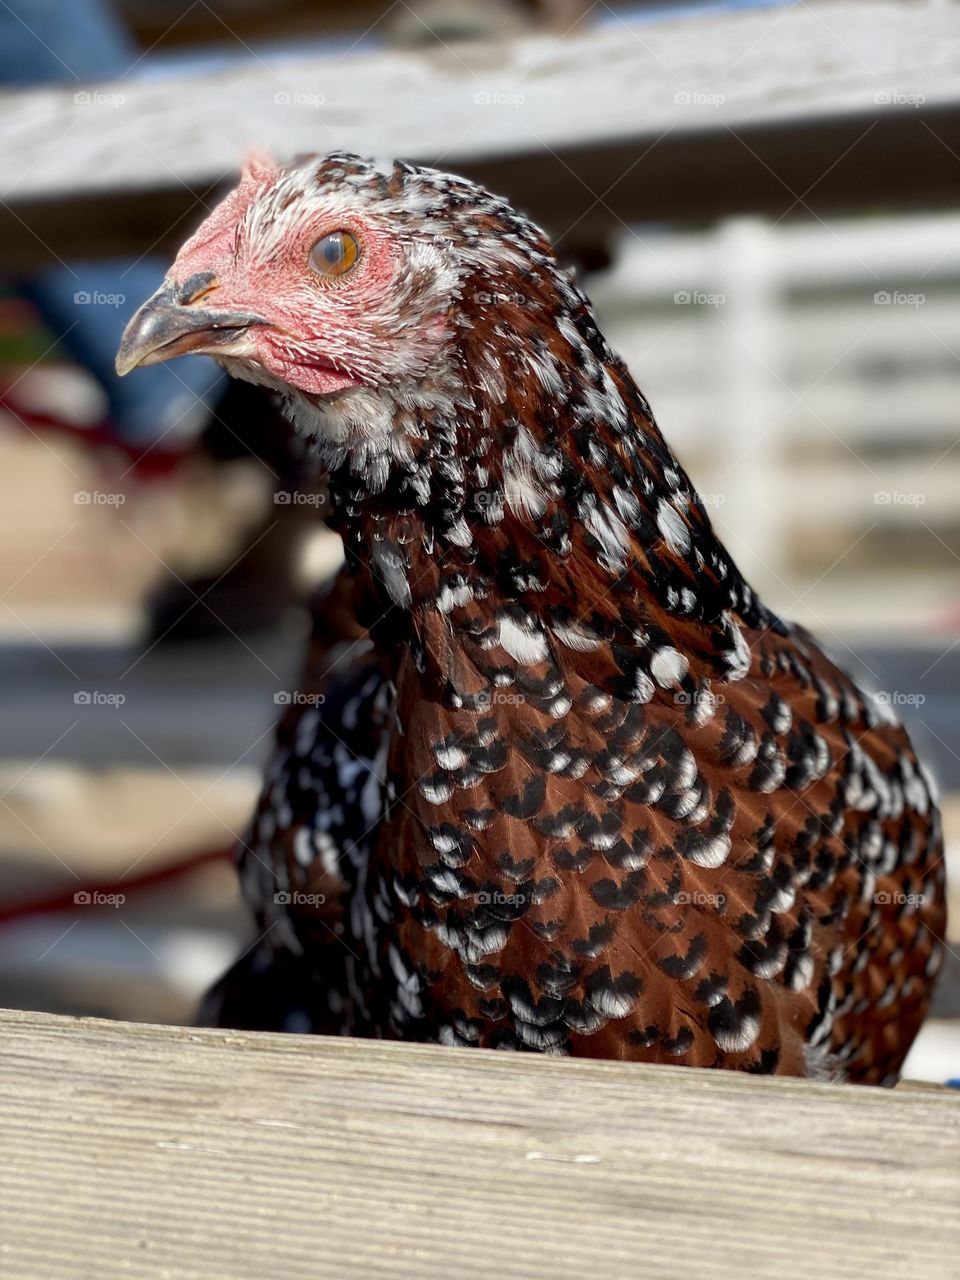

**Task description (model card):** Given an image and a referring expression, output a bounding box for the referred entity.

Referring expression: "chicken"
[118,152,946,1083]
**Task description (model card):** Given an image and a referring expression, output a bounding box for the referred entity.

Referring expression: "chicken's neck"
[297,326,782,694]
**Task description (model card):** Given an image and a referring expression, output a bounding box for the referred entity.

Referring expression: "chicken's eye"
[309,231,360,279]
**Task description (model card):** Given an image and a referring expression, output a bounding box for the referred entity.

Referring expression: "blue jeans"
[1,0,226,444]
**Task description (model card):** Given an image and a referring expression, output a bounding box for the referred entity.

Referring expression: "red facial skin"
[167,152,401,397]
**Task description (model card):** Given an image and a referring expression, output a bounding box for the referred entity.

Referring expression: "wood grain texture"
[0,1008,958,1279]
[1,1,959,264]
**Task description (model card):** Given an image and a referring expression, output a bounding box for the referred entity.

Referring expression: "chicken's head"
[116,152,571,415]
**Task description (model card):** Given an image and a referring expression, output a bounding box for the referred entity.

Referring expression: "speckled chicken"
[118,152,946,1083]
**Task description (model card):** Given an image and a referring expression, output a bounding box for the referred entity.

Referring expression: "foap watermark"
[475,890,526,906]
[674,689,726,708]
[273,90,326,107]
[75,890,125,907]
[673,89,726,108]
[674,289,725,308]
[700,492,727,508]
[274,690,326,707]
[74,290,126,308]
[476,689,526,708]
[74,490,125,506]
[475,289,528,307]
[474,490,504,511]
[874,290,925,308]
[873,690,926,708]
[473,89,525,108]
[74,690,126,707]
[274,490,326,507]
[676,890,725,907]
[874,90,926,108]
[874,890,926,906]
[73,89,126,108]
[873,490,926,507]
[274,891,327,907]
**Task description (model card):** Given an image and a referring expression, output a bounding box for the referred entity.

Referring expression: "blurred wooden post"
[713,218,786,591]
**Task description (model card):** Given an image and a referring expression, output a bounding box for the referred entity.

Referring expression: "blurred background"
[0,0,957,1080]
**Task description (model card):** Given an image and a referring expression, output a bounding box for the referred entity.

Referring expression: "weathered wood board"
[0,1008,958,1278]
[1,2,959,264]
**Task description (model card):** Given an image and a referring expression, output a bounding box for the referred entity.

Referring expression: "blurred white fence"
[592,213,960,627]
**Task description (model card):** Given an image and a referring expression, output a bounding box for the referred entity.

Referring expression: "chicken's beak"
[115,274,266,376]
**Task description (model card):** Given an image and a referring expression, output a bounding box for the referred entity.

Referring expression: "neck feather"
[284,292,783,693]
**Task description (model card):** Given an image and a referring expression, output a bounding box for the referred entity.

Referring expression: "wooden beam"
[1,1,959,266]
[112,0,573,49]
[1,1008,958,1278]
[113,0,387,47]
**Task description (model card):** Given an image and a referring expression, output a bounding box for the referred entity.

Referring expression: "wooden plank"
[0,1009,958,1279]
[2,2,960,265]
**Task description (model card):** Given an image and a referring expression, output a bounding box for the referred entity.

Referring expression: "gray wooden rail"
[1,1,959,266]
[1,1008,958,1279]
